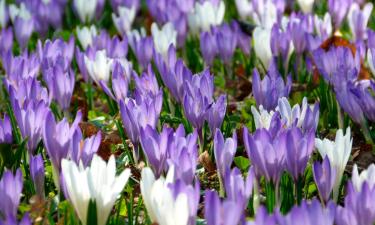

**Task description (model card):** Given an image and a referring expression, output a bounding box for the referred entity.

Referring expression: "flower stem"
[360,120,374,145]
[336,100,344,129]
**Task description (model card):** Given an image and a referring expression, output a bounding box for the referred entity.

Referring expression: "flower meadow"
[0,0,375,224]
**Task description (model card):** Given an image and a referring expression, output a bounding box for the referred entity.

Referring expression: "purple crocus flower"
[287,17,309,55]
[206,94,227,134]
[224,167,254,210]
[100,62,130,101]
[214,129,237,181]
[168,125,198,184]
[278,199,336,225]
[12,11,34,49]
[70,129,101,167]
[119,95,162,160]
[0,169,23,219]
[284,128,315,180]
[0,114,12,144]
[200,30,218,66]
[12,101,49,154]
[169,179,200,225]
[38,36,75,71]
[30,154,45,198]
[347,2,373,41]
[243,127,286,184]
[43,111,81,180]
[0,28,13,55]
[335,182,375,225]
[328,0,352,29]
[111,0,140,12]
[127,29,154,69]
[183,86,210,131]
[350,78,375,122]
[3,52,41,83]
[7,78,50,108]
[313,156,337,203]
[252,62,292,111]
[204,190,243,225]
[271,24,293,67]
[43,64,75,111]
[216,23,238,64]
[140,125,173,178]
[134,65,160,99]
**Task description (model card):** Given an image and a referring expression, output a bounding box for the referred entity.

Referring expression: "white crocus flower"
[77,25,97,50]
[112,6,136,35]
[251,105,274,130]
[315,128,352,202]
[0,0,7,28]
[252,0,277,29]
[352,164,375,192]
[235,0,252,20]
[151,22,177,59]
[253,26,272,69]
[84,50,113,83]
[188,0,225,34]
[73,0,98,23]
[140,167,190,225]
[9,3,31,22]
[297,0,314,13]
[61,155,131,225]
[314,13,333,38]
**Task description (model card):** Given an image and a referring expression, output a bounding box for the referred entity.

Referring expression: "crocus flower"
[270,24,294,69]
[279,199,336,225]
[188,0,225,34]
[183,85,210,131]
[140,167,190,225]
[0,0,8,28]
[111,0,140,12]
[350,80,375,122]
[235,0,252,19]
[38,36,75,71]
[252,63,292,111]
[251,105,276,130]
[112,6,136,35]
[44,64,75,111]
[0,169,23,220]
[313,156,337,203]
[297,0,314,13]
[224,167,254,209]
[328,0,351,29]
[0,114,12,144]
[133,65,160,99]
[0,28,13,55]
[200,29,218,66]
[277,97,320,132]
[253,27,273,68]
[73,0,104,23]
[251,0,278,29]
[206,95,227,134]
[43,110,81,187]
[151,22,177,59]
[243,127,286,184]
[140,125,173,178]
[314,13,333,40]
[84,49,113,84]
[336,182,375,225]
[347,2,373,41]
[77,25,97,50]
[168,179,200,225]
[9,3,34,49]
[119,95,162,160]
[2,51,41,83]
[284,128,315,180]
[204,190,243,225]
[12,101,49,154]
[70,129,101,168]
[214,129,237,181]
[315,127,352,201]
[62,154,131,225]
[167,125,198,184]
[351,163,375,192]
[100,62,129,101]
[127,28,154,68]
[30,154,45,198]
[216,23,237,63]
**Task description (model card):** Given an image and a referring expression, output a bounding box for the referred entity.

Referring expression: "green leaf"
[87,199,98,225]
[233,156,250,171]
